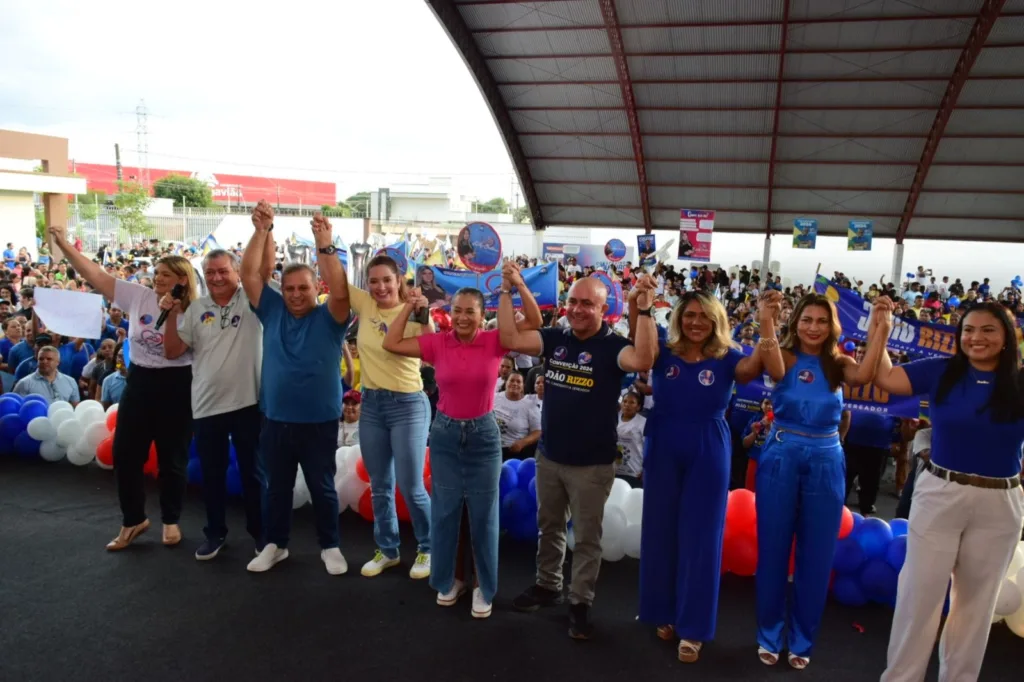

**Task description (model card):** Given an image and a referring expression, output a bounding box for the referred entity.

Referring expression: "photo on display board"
[457,222,502,273]
[414,265,450,308]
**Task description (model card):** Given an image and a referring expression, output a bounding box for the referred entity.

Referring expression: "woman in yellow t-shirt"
[346,253,434,580]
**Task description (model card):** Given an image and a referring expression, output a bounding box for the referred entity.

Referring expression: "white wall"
[213,215,364,249]
[389,197,452,222]
[0,190,38,260]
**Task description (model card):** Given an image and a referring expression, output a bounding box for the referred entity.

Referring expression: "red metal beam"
[598,0,650,234]
[543,203,1023,222]
[425,0,546,229]
[511,105,1024,112]
[469,9,1024,32]
[533,180,1024,195]
[499,75,1024,85]
[896,0,1007,242]
[525,155,1024,167]
[485,42,1024,59]
[519,132,1024,139]
[766,0,789,240]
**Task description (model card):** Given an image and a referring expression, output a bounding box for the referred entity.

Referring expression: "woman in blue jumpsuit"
[755,292,893,669]
[636,289,782,663]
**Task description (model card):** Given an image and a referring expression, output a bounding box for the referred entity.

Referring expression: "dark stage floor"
[1,459,1020,682]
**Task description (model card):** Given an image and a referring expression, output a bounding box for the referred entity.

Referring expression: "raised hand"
[47,224,67,243]
[158,292,181,313]
[251,200,274,232]
[503,261,524,288]
[407,286,428,311]
[311,212,333,246]
[634,274,655,310]
[872,296,894,332]
[758,290,783,325]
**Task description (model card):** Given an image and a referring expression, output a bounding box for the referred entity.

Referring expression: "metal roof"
[426,0,1024,242]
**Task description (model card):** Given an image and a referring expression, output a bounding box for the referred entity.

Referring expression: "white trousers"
[881,470,1024,682]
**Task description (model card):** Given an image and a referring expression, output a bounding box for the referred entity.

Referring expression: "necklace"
[969,368,991,385]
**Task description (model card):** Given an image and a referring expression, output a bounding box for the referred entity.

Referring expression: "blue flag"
[415,263,558,311]
[732,373,925,422]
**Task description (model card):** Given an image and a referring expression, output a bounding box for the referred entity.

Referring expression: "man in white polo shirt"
[160,243,274,561]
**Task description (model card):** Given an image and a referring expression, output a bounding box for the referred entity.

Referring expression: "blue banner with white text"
[813,276,955,358]
[732,374,925,422]
[414,262,559,311]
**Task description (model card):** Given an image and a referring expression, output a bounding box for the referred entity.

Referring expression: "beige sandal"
[162,524,182,546]
[758,647,780,666]
[656,625,675,641]
[788,653,810,670]
[106,519,150,551]
[678,640,702,663]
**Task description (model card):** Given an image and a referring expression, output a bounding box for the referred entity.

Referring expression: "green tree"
[344,192,371,217]
[513,205,532,223]
[153,173,214,207]
[320,203,352,218]
[474,197,509,214]
[76,189,107,221]
[35,207,46,240]
[115,180,153,237]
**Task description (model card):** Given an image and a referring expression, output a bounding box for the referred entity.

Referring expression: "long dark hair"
[936,302,1024,423]
[780,293,845,391]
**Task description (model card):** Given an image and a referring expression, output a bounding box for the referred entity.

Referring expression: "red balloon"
[396,489,411,522]
[105,410,118,432]
[357,489,374,522]
[423,448,431,477]
[726,532,758,577]
[143,443,159,478]
[96,437,114,467]
[355,457,370,483]
[725,489,757,537]
[424,474,432,495]
[838,506,854,539]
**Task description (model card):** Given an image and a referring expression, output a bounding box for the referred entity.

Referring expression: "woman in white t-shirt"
[338,390,361,447]
[50,226,197,551]
[492,373,541,460]
[616,390,647,487]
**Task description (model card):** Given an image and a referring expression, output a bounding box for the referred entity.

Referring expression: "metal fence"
[67,205,226,252]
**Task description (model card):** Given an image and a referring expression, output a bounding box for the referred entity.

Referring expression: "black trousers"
[113,364,193,527]
[844,443,888,515]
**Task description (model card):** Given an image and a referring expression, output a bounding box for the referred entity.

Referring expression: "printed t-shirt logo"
[798,369,815,383]
[139,314,154,325]
[230,315,241,327]
[553,346,567,360]
[665,365,680,380]
[200,311,215,325]
[578,351,592,365]
[698,369,715,386]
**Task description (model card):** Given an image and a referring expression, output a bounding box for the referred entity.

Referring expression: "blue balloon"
[0,395,22,417]
[886,534,908,572]
[853,517,893,560]
[832,575,867,606]
[0,414,26,442]
[499,462,519,500]
[0,431,15,455]
[833,536,867,574]
[516,457,537,490]
[843,341,856,352]
[838,335,845,343]
[851,511,864,531]
[889,518,909,537]
[501,488,536,539]
[18,400,47,423]
[187,458,203,485]
[13,432,41,459]
[189,439,200,460]
[948,296,960,308]
[226,465,242,497]
[860,558,899,605]
[905,272,914,278]
[528,476,537,501]
[22,394,48,406]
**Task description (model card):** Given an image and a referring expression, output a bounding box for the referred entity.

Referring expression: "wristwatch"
[318,245,337,255]
[638,307,652,317]
[498,288,512,296]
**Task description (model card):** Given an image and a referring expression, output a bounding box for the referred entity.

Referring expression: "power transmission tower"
[135,99,150,188]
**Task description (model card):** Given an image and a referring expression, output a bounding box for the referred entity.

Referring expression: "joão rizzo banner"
[813,277,955,359]
[732,374,925,421]
[417,263,559,311]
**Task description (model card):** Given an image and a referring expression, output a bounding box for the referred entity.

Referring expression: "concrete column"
[532,227,546,258]
[891,242,905,287]
[761,237,772,278]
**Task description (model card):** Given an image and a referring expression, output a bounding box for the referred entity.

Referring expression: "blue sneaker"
[195,538,225,561]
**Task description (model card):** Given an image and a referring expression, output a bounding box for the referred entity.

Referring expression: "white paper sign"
[32,288,105,339]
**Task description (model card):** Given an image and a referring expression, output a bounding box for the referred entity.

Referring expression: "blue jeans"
[192,404,264,544]
[260,419,340,550]
[360,389,431,558]
[428,412,502,602]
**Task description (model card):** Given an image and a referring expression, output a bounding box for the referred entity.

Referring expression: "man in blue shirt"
[3,243,15,269]
[243,201,352,577]
[498,266,657,639]
[13,345,79,405]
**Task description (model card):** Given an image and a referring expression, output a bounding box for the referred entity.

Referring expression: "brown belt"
[924,460,1021,490]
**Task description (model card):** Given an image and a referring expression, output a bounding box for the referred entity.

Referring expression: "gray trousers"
[535,453,615,606]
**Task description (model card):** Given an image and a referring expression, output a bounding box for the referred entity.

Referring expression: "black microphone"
[155,284,185,330]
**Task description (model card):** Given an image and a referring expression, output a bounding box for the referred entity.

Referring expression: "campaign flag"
[417,262,558,311]
[590,272,623,323]
[376,241,410,275]
[793,219,818,249]
[732,373,925,422]
[847,220,873,251]
[813,276,955,358]
[199,233,221,256]
[637,234,656,266]
[678,209,714,262]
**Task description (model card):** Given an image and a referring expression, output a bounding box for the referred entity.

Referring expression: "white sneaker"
[409,552,431,580]
[247,543,288,573]
[437,579,467,606]
[471,587,492,619]
[361,549,401,577]
[321,548,348,575]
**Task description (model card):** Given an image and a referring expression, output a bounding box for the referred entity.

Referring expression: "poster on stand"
[678,209,715,262]
[636,234,656,265]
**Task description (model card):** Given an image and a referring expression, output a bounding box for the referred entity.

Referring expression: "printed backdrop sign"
[678,209,714,262]
[847,220,873,251]
[542,243,634,269]
[813,276,956,358]
[604,238,627,262]
[793,218,818,250]
[457,222,502,273]
[636,234,656,265]
[590,271,624,323]
[416,263,558,311]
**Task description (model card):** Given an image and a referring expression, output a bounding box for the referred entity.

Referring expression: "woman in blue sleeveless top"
[755,292,893,669]
[875,303,1024,682]
[637,289,783,664]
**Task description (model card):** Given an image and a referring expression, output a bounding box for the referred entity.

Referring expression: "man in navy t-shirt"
[241,202,352,577]
[498,264,658,639]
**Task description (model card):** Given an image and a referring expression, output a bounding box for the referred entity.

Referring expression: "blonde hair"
[156,255,199,312]
[666,291,739,359]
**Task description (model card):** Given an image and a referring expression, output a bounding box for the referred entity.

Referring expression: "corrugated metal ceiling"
[430,0,1024,240]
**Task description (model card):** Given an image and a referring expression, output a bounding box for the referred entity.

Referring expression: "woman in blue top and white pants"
[637,289,781,663]
[755,292,893,670]
[875,302,1024,682]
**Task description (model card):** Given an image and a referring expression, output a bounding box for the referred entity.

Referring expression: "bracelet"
[637,308,652,317]
[758,337,779,351]
[498,288,512,296]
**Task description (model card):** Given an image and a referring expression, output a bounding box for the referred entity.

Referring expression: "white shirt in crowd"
[912,427,932,456]
[338,421,360,447]
[565,264,581,276]
[114,279,193,368]
[615,413,646,478]
[493,392,542,448]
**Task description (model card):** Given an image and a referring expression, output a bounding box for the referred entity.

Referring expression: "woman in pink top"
[384,285,538,619]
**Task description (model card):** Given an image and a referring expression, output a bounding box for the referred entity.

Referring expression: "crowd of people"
[2,215,1023,680]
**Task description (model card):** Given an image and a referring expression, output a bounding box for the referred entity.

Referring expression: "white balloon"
[74,399,103,416]
[1007,547,1024,580]
[601,504,627,558]
[608,478,631,509]
[26,416,57,442]
[602,537,626,562]
[345,446,362,475]
[56,419,84,448]
[105,404,119,415]
[77,409,105,427]
[1016,566,1024,587]
[50,410,73,430]
[84,422,110,449]
[621,488,644,525]
[623,521,642,559]
[39,440,66,462]
[995,579,1023,616]
[48,401,73,418]
[66,446,94,466]
[335,446,350,474]
[292,471,310,509]
[567,527,576,552]
[76,435,98,459]
[339,473,369,513]
[1006,602,1024,639]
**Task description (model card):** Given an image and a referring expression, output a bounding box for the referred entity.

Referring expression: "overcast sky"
[0,0,519,202]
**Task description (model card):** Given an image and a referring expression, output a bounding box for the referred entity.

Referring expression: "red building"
[70,162,336,209]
